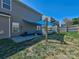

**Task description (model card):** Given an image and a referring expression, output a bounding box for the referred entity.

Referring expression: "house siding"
[11,0,42,36]
[12,0,42,22]
[0,16,9,39]
[0,0,42,38]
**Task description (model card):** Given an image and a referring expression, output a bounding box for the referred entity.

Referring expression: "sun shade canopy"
[23,19,55,26]
[36,20,54,26]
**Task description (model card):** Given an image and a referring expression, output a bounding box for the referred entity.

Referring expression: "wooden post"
[78,27,79,34]
[45,18,48,43]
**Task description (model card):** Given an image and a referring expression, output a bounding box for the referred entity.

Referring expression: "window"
[12,22,20,33]
[1,0,12,10]
[37,26,41,30]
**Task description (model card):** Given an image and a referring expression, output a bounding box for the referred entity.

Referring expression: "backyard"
[0,32,79,59]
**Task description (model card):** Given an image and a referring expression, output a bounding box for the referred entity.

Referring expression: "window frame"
[1,0,12,11]
[12,22,20,33]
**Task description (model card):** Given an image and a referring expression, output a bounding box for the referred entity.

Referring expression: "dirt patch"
[46,53,69,59]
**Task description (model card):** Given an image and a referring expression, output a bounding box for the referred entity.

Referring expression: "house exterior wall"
[12,0,42,22]
[11,0,42,36]
[0,0,12,14]
[0,0,42,38]
[0,16,9,39]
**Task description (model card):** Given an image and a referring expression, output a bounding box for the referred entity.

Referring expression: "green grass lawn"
[63,32,79,45]
[0,32,79,59]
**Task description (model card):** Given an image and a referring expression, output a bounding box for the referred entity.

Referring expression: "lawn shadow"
[48,33,67,44]
[0,36,44,59]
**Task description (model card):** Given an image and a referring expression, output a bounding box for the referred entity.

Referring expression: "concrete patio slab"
[11,35,40,43]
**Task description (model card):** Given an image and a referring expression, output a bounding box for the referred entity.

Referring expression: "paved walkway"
[12,35,40,43]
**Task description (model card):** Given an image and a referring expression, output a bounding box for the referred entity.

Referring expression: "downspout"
[9,17,11,38]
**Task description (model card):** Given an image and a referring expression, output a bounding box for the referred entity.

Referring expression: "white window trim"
[1,0,12,11]
[12,22,20,33]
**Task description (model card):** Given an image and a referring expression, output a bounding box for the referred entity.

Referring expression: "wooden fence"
[60,26,79,32]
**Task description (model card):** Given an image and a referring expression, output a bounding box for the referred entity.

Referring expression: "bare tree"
[44,17,48,43]
[56,21,60,33]
[64,18,73,32]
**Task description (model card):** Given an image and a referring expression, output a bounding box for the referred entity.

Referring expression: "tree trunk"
[45,19,48,43]
[57,24,60,33]
[66,25,68,32]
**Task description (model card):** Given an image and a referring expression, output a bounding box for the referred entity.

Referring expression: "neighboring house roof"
[15,0,42,15]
